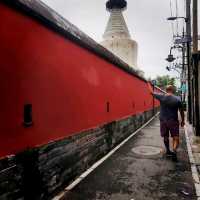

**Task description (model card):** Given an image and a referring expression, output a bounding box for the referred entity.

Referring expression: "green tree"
[155,75,176,90]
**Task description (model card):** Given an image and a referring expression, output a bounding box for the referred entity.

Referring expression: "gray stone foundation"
[0,108,158,200]
[0,156,23,200]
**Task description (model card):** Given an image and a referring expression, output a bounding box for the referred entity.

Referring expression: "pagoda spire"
[103,0,130,40]
[101,0,139,70]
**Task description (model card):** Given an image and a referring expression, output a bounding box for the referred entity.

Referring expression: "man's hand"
[147,82,153,94]
[181,120,185,127]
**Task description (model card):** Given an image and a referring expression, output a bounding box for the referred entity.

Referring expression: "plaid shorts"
[160,120,179,137]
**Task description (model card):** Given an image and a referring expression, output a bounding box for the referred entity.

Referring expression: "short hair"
[166,85,176,93]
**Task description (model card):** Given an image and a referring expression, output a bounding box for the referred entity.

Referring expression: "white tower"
[101,0,138,70]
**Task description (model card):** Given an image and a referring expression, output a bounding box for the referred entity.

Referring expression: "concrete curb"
[184,124,200,199]
[52,113,159,200]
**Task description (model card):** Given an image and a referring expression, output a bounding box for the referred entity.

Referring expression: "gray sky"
[42,0,199,79]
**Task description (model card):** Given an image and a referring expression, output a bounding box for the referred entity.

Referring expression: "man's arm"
[147,82,163,101]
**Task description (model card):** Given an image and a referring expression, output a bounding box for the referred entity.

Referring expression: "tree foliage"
[155,75,176,90]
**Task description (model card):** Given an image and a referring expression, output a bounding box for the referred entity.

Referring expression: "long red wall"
[0,3,159,158]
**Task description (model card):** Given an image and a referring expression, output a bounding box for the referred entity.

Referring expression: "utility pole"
[193,0,198,52]
[192,0,200,136]
[186,0,192,123]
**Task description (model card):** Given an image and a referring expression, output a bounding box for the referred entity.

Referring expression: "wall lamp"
[167,17,189,22]
[166,54,176,62]
[165,45,184,63]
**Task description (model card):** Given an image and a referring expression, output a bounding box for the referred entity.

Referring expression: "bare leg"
[171,136,179,161]
[172,136,180,152]
[164,136,170,153]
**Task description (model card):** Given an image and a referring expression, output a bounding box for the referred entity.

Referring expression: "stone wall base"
[0,108,159,200]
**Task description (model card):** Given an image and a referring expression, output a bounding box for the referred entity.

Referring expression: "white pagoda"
[101,0,139,70]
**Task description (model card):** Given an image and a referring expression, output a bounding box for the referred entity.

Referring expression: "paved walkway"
[61,117,196,200]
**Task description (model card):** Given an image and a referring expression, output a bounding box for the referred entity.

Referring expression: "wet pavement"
[62,117,196,200]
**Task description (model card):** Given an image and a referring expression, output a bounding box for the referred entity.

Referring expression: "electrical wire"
[170,0,175,39]
[183,0,186,35]
[175,0,179,36]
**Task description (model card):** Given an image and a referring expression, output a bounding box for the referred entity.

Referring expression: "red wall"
[0,3,159,158]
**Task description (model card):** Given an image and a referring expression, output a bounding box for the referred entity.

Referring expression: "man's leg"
[164,136,171,153]
[170,137,179,161]
[169,121,180,161]
[160,121,172,155]
[172,136,179,152]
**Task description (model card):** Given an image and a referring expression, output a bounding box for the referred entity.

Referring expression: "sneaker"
[171,151,178,162]
[166,150,174,157]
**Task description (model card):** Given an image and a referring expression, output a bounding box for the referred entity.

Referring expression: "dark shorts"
[160,120,179,137]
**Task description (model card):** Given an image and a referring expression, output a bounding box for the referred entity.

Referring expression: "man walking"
[147,83,185,161]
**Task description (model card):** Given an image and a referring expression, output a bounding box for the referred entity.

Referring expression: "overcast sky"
[42,0,199,79]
